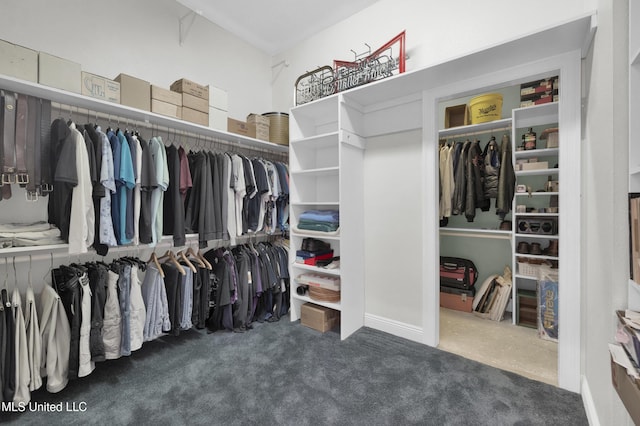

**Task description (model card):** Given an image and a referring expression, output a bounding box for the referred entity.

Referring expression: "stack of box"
[171,78,209,126]
[520,76,559,107]
[209,86,228,131]
[115,73,150,111]
[247,113,270,141]
[151,85,182,119]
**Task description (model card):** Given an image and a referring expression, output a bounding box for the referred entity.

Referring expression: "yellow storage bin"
[469,93,503,124]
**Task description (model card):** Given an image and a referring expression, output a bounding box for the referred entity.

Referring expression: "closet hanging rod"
[439,125,512,140]
[50,102,288,162]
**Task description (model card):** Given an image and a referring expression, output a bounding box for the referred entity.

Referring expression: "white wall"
[0,0,272,120]
[582,0,631,423]
[271,0,595,112]
[364,130,423,326]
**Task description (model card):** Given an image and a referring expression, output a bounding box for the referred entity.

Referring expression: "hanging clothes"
[141,264,171,342]
[163,144,186,247]
[37,285,70,393]
[24,286,42,393]
[52,266,81,380]
[77,272,95,378]
[1,288,16,402]
[97,127,118,247]
[87,262,107,362]
[496,134,515,219]
[102,268,122,360]
[148,136,169,246]
[129,264,146,352]
[137,135,157,245]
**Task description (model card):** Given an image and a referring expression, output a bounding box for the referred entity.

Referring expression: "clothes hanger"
[185,245,207,269]
[157,250,186,275]
[146,251,165,278]
[177,250,197,273]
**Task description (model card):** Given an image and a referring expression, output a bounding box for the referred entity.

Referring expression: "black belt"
[0,91,15,200]
[25,96,38,200]
[39,99,52,195]
[15,94,29,187]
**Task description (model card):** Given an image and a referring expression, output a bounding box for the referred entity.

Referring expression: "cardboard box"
[115,73,150,111]
[38,52,81,93]
[300,303,340,333]
[81,71,120,103]
[170,78,209,101]
[520,78,554,96]
[210,85,228,111]
[151,99,181,119]
[247,113,270,141]
[209,106,227,130]
[611,355,640,425]
[521,161,549,171]
[0,39,38,82]
[151,85,182,106]
[228,117,252,137]
[444,104,469,129]
[182,93,208,113]
[182,107,208,126]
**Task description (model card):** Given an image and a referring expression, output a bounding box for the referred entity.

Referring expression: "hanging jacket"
[482,137,501,199]
[496,134,516,219]
[465,139,490,222]
[451,141,469,216]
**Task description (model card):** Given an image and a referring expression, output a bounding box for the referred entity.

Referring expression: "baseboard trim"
[581,375,601,426]
[364,313,424,344]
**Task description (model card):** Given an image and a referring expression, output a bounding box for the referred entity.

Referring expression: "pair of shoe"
[517,241,542,255]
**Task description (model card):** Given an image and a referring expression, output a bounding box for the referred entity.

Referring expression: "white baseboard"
[364,313,424,344]
[581,375,601,426]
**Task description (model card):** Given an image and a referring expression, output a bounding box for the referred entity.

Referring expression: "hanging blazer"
[465,140,490,222]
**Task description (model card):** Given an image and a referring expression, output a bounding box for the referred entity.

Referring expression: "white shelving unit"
[289,95,365,340]
[0,73,288,258]
[511,102,560,325]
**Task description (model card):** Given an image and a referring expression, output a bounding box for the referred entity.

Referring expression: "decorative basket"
[518,261,539,277]
[308,286,341,303]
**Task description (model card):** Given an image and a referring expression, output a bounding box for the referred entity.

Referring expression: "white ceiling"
[176,0,381,56]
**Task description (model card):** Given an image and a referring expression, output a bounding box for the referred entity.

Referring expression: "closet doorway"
[436,85,558,386]
[423,43,581,392]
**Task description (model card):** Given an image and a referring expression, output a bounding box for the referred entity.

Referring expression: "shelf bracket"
[179,10,199,46]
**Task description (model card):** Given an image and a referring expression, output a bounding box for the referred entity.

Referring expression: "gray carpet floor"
[4,316,588,425]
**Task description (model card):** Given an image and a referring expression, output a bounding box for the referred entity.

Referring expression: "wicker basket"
[518,261,538,277]
[308,286,341,303]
